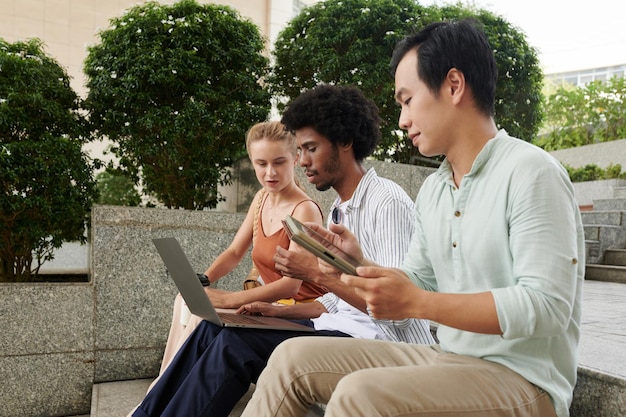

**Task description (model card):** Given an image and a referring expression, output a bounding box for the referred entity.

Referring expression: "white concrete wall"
[550,138,626,170]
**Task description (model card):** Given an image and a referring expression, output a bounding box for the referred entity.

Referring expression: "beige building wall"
[0,0,313,96]
[0,0,316,161]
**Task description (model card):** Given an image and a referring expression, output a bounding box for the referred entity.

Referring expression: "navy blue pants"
[133,319,349,417]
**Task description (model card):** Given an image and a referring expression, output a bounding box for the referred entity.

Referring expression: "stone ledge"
[571,366,626,416]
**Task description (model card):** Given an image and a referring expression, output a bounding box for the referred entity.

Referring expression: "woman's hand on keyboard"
[237,301,284,317]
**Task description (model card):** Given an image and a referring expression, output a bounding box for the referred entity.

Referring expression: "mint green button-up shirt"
[402,130,585,417]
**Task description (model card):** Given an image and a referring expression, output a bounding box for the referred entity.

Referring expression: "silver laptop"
[153,237,315,332]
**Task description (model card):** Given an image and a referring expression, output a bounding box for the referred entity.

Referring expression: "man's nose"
[298,153,310,167]
[398,107,411,130]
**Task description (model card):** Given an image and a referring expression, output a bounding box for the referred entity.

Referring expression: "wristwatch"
[197,273,211,287]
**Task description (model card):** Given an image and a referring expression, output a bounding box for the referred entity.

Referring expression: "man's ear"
[446,68,465,104]
[339,142,353,153]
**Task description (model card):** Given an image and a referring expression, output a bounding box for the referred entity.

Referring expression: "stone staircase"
[583,196,626,283]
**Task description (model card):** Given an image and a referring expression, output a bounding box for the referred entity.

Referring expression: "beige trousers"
[240,337,556,417]
[158,293,203,374]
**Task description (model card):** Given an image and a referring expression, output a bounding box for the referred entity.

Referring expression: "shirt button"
[572,258,578,264]
[452,242,457,248]
[454,210,461,217]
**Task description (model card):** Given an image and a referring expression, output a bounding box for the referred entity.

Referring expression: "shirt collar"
[435,129,508,186]
[333,167,377,210]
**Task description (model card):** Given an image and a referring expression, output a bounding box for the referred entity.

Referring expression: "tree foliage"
[432,4,544,144]
[270,0,425,163]
[0,38,99,282]
[536,77,626,151]
[84,0,271,209]
[96,168,141,206]
[270,0,543,164]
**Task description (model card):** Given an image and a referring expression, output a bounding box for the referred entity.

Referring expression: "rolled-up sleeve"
[493,160,582,339]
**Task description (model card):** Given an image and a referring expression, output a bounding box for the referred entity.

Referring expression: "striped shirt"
[313,168,434,345]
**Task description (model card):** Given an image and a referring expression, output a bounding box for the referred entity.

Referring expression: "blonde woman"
[159,121,326,373]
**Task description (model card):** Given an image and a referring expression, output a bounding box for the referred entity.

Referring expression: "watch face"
[197,273,210,286]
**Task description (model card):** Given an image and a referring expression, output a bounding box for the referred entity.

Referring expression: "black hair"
[280,84,381,161]
[390,19,497,117]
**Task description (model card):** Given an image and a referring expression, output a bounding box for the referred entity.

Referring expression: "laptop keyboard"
[218,312,267,325]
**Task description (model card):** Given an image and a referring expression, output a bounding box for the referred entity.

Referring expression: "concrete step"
[88,370,626,417]
[580,210,624,227]
[583,225,600,241]
[89,379,323,417]
[81,281,626,417]
[91,379,152,417]
[571,281,626,416]
[585,264,626,283]
[582,225,626,253]
[605,248,626,266]
[593,197,626,211]
[585,240,602,264]
[613,186,626,199]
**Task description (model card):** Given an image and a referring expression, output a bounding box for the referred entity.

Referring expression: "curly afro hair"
[280,84,381,161]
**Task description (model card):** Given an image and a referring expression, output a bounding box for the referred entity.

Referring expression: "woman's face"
[248,137,298,192]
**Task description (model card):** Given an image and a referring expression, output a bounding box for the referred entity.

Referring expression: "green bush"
[0,38,99,282]
[84,0,271,209]
[564,163,626,182]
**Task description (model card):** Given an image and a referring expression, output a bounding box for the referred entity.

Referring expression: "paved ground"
[577,280,626,378]
[77,280,626,417]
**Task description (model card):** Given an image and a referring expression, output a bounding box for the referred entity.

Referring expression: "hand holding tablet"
[282,215,363,275]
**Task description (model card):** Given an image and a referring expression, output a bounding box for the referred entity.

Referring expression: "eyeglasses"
[331,207,343,224]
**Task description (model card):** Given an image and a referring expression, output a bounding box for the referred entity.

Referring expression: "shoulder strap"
[290,198,324,221]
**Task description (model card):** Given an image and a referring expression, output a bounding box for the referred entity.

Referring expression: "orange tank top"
[252,199,327,301]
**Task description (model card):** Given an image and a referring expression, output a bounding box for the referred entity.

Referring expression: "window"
[564,75,578,86]
[546,63,625,87]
